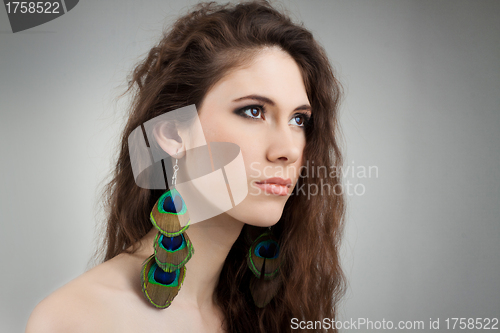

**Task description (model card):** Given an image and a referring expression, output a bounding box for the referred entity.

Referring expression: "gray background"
[1,0,498,332]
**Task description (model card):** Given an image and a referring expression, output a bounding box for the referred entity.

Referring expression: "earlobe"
[153,121,186,159]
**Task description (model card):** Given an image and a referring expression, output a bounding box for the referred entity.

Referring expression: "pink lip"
[255,177,292,196]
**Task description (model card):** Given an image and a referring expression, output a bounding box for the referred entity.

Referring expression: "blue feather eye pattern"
[247,231,282,280]
[161,235,184,251]
[254,240,280,259]
[247,230,283,308]
[153,264,178,286]
[154,232,194,272]
[150,188,190,236]
[160,191,185,214]
[141,255,186,308]
[141,188,193,309]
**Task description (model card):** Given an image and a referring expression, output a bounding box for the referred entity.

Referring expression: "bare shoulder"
[26,252,148,333]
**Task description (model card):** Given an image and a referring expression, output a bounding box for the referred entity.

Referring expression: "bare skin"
[26,47,311,333]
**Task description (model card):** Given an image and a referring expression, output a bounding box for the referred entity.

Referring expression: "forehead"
[202,48,310,108]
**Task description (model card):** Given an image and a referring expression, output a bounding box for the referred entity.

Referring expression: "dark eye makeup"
[234,104,266,120]
[291,113,311,127]
[233,104,312,128]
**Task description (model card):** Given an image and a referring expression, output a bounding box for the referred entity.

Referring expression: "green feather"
[150,188,191,236]
[247,231,281,280]
[141,255,186,309]
[154,231,194,272]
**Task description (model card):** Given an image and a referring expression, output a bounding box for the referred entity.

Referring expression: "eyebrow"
[233,94,312,113]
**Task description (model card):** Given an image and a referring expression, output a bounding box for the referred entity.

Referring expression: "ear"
[153,121,186,159]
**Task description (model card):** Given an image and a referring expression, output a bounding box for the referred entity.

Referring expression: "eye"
[235,105,265,120]
[289,113,311,127]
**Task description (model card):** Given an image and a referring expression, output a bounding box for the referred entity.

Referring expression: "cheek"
[201,117,256,160]
[294,139,306,168]
[199,112,239,144]
[198,114,218,142]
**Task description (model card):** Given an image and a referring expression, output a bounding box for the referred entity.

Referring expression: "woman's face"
[196,47,311,227]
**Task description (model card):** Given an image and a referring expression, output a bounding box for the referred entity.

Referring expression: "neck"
[139,212,244,309]
[181,213,244,307]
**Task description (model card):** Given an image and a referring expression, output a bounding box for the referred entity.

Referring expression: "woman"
[26,1,345,332]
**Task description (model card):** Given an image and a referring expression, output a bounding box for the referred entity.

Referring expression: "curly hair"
[99,1,346,332]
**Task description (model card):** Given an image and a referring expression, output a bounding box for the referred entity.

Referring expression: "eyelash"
[234,104,312,127]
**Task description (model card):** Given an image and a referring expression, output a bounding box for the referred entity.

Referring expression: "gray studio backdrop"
[1,0,499,332]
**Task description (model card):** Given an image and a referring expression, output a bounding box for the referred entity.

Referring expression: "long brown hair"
[99,1,345,332]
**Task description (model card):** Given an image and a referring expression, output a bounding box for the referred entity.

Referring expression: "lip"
[255,177,292,196]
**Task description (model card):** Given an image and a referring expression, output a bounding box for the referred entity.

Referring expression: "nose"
[265,123,301,164]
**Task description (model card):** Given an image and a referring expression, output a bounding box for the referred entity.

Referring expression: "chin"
[227,198,285,227]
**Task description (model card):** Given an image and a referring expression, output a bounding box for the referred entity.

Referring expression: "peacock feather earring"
[247,228,282,307]
[141,158,194,308]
